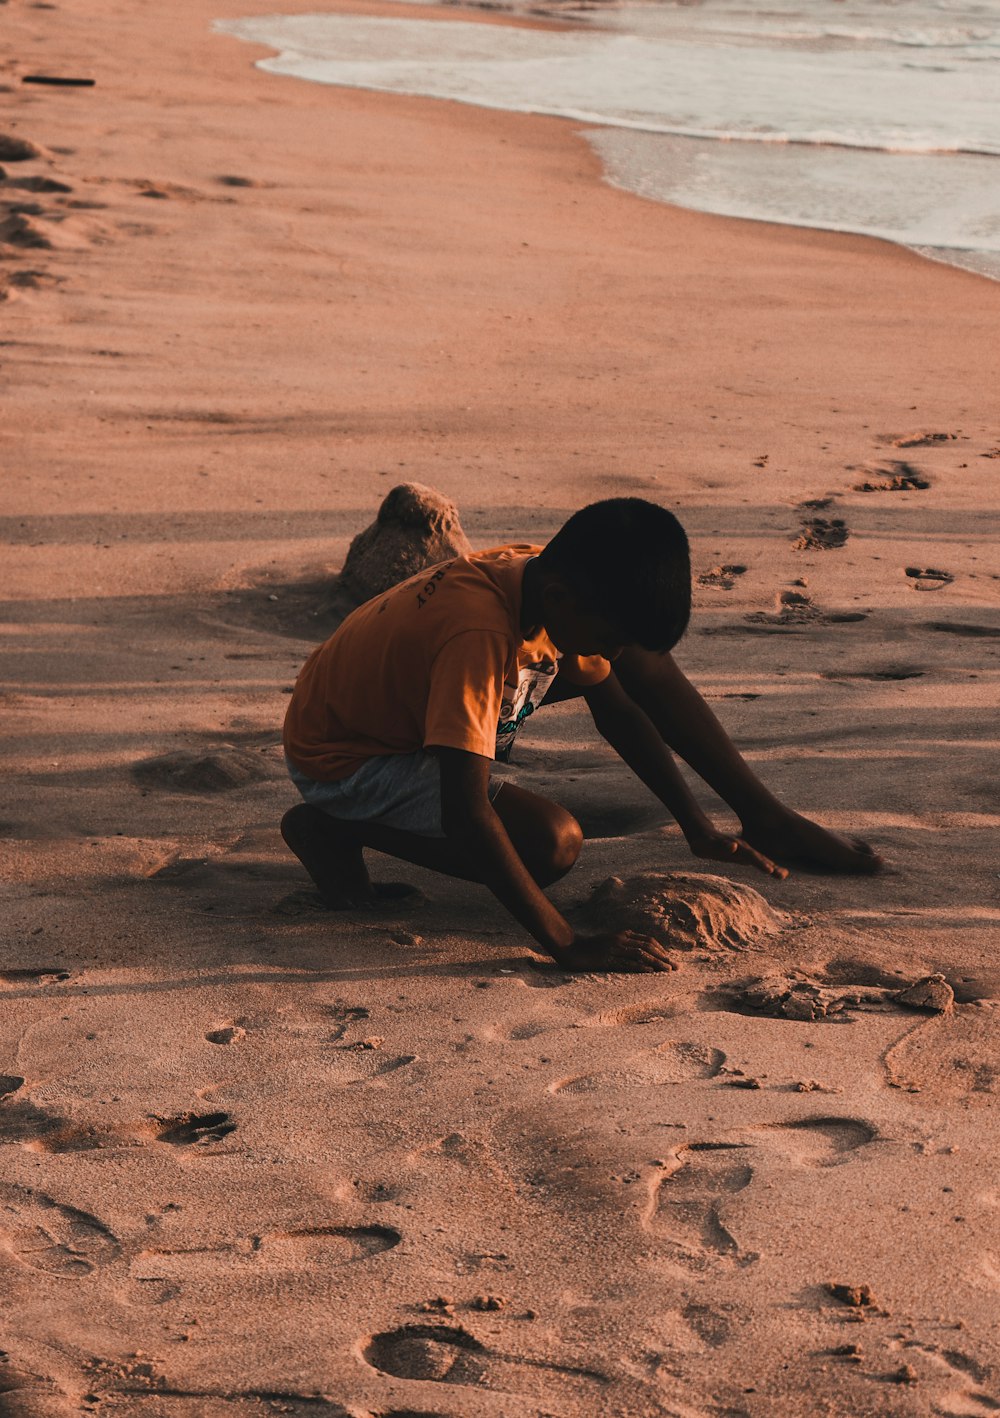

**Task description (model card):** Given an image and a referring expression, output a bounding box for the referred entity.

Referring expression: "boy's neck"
[519,556,545,640]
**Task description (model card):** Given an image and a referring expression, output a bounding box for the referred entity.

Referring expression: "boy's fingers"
[615,947,677,973]
[617,957,666,974]
[622,935,677,967]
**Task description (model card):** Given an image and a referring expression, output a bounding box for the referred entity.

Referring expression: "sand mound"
[7,175,73,194]
[131,747,275,794]
[0,210,99,252]
[339,482,472,607]
[727,971,955,1021]
[734,974,874,1021]
[1,211,56,249]
[213,484,473,636]
[580,871,787,952]
[894,973,954,1012]
[0,135,44,162]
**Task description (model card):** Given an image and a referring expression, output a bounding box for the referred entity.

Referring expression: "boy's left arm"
[584,673,787,879]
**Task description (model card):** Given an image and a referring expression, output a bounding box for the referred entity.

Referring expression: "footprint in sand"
[326,1043,418,1088]
[130,1225,401,1291]
[677,1299,739,1349]
[549,1041,725,1095]
[0,1181,120,1277]
[412,1131,502,1170]
[698,564,747,590]
[852,460,930,492]
[154,1111,237,1146]
[205,1024,246,1045]
[325,1002,371,1043]
[587,1001,681,1028]
[752,1116,876,1167]
[648,1117,874,1268]
[0,967,70,987]
[745,592,868,631]
[132,179,206,201]
[885,1006,1000,1101]
[262,1224,401,1265]
[886,1340,1000,1414]
[647,1143,754,1269]
[820,664,925,682]
[888,431,959,448]
[744,589,822,628]
[905,566,954,589]
[793,517,849,551]
[361,1322,609,1401]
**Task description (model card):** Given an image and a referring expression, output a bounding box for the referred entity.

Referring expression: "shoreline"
[219,2,1000,287]
[3,0,1000,1411]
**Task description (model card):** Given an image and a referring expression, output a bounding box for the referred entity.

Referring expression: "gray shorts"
[287,751,506,839]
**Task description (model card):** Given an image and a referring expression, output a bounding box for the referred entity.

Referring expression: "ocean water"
[216,2,1000,280]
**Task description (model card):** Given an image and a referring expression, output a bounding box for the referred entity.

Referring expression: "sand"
[2,0,1000,1412]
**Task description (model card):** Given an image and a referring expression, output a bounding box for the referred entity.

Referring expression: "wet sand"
[2,0,1000,1413]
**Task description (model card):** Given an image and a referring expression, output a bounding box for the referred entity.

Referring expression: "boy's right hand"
[553,930,678,974]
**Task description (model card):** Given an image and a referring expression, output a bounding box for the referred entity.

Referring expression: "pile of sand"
[579,871,788,953]
[338,482,472,607]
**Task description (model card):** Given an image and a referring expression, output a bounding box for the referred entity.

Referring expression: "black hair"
[538,498,691,652]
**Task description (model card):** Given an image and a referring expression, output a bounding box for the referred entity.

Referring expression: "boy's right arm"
[437,748,673,973]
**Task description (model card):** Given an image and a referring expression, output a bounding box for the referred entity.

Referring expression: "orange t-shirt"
[283,545,611,782]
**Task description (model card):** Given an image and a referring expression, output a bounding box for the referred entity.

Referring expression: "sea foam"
[216,1,1000,280]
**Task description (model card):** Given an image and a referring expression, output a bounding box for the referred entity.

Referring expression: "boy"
[281,499,879,974]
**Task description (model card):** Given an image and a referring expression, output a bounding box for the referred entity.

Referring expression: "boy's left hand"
[685,825,789,880]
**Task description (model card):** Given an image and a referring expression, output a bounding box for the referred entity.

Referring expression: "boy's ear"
[540,576,575,617]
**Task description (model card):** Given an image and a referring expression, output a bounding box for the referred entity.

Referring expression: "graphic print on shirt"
[495,656,558,763]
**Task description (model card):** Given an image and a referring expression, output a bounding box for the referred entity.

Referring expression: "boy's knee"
[550,811,584,874]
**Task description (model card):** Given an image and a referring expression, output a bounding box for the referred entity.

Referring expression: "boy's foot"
[740,808,883,875]
[280,804,420,908]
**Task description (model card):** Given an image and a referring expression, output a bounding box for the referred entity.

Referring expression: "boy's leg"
[281,784,582,908]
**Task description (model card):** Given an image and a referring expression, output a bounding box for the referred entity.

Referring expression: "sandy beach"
[3,0,1000,1413]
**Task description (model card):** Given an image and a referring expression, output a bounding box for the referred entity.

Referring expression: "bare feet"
[685,825,788,880]
[280,804,420,908]
[740,808,882,874]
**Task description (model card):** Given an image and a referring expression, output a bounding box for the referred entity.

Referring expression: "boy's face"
[540,581,628,661]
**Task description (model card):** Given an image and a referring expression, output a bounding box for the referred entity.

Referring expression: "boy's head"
[535,498,691,659]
